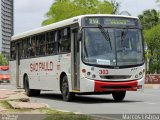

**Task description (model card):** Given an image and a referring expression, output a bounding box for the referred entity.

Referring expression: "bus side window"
[30,36,36,57]
[22,39,24,59]
[28,38,32,57]
[46,33,49,54]
[26,38,30,57]
[22,38,27,59]
[36,34,46,56]
[46,31,56,55]
[11,42,16,60]
[58,27,71,53]
[36,36,39,56]
[19,41,23,59]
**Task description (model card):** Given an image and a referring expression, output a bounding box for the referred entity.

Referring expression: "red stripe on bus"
[94,80,138,92]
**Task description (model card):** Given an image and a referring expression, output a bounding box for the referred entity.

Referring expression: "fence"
[145,74,160,84]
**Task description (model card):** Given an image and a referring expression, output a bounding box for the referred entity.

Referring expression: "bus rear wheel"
[24,75,40,96]
[112,91,126,102]
[61,75,75,101]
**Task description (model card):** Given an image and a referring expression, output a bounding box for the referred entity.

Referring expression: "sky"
[14,0,159,34]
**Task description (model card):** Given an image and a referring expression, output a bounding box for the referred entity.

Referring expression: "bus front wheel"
[24,75,40,96]
[112,91,126,102]
[61,75,75,101]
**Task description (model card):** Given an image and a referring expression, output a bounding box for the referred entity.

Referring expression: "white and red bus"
[10,14,145,101]
[0,66,10,83]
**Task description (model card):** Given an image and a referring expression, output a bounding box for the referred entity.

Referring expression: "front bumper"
[79,76,144,93]
[94,80,141,92]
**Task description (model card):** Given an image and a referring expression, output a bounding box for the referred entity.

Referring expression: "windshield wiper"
[121,27,129,42]
[98,24,112,50]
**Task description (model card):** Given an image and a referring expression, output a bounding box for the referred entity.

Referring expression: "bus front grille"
[100,75,131,79]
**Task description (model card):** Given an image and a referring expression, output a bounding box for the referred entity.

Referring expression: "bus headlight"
[82,69,86,73]
[135,70,144,79]
[135,74,139,78]
[87,72,91,76]
[92,74,96,78]
[139,72,142,76]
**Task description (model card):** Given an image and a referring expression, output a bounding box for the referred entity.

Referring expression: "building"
[0,0,14,59]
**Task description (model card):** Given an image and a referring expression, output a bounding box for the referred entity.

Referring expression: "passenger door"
[71,27,80,91]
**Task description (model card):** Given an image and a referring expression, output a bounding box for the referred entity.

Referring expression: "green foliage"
[139,9,160,73]
[44,114,92,120]
[42,0,114,26]
[144,24,160,73]
[138,9,159,30]
[157,0,160,8]
[110,0,120,14]
[0,53,8,66]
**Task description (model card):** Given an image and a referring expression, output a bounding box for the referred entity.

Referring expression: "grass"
[43,114,92,120]
[39,108,93,120]
[0,100,93,120]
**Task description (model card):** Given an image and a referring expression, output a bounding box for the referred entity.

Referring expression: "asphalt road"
[1,84,160,115]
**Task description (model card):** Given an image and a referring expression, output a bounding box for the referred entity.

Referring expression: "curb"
[0,90,49,110]
[144,84,160,89]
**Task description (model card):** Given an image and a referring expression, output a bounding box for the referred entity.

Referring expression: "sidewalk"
[0,83,17,90]
[0,84,92,120]
[0,87,49,112]
[144,84,160,89]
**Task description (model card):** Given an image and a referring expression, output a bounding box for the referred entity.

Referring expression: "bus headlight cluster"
[82,68,96,79]
[135,69,145,79]
[87,71,96,78]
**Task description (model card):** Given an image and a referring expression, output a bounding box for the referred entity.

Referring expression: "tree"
[42,0,116,26]
[110,0,120,14]
[144,24,160,73]
[156,0,160,8]
[138,9,160,73]
[0,54,8,66]
[138,9,159,30]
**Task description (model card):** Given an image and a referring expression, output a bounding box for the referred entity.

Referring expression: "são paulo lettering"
[30,61,53,72]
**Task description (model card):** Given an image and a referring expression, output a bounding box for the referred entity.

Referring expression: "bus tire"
[24,75,40,96]
[112,91,126,102]
[61,75,75,101]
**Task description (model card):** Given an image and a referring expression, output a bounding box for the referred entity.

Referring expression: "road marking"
[55,109,72,113]
[146,102,157,105]
[55,109,83,114]
[142,93,160,97]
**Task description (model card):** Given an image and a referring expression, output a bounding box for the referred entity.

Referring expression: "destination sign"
[84,17,139,27]
[88,18,100,25]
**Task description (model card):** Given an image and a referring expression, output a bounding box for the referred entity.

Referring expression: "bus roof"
[12,14,138,41]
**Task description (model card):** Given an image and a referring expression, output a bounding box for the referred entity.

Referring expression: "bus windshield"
[82,28,144,66]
